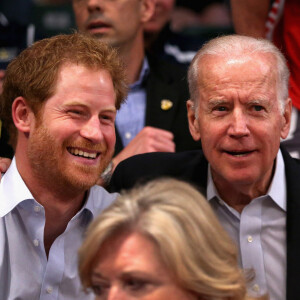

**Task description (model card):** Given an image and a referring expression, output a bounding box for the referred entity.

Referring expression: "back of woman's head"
[79,178,246,300]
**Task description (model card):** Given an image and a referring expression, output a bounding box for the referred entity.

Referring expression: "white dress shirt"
[207,150,286,300]
[0,158,118,300]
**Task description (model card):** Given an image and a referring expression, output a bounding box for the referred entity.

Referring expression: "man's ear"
[12,97,35,134]
[187,100,201,141]
[140,0,155,23]
[280,97,292,140]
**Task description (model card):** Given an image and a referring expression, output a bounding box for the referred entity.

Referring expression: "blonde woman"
[79,178,267,300]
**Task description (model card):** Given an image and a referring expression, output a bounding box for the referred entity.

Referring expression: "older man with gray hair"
[110,35,300,300]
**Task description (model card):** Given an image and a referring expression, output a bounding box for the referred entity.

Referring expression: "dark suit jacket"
[114,55,201,155]
[110,146,300,299]
[0,124,13,159]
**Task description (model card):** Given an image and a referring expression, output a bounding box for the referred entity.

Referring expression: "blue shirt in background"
[116,58,149,147]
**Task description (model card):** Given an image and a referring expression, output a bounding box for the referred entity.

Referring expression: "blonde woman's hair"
[79,178,248,300]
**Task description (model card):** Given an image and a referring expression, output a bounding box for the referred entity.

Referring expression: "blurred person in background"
[144,0,232,66]
[0,12,35,159]
[144,0,203,66]
[171,0,231,32]
[79,178,264,300]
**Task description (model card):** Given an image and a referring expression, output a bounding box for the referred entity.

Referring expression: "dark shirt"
[175,0,224,12]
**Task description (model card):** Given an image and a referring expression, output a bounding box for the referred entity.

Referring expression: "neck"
[117,32,146,84]
[42,191,87,256]
[217,187,261,213]
[212,167,275,213]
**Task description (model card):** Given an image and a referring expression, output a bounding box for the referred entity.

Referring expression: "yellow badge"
[161,99,173,110]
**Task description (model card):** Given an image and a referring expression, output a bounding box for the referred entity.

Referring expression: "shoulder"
[280,146,300,202]
[117,150,202,170]
[109,150,206,192]
[88,185,118,212]
[281,146,300,173]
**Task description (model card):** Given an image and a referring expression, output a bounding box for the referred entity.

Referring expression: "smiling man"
[109,35,300,300]
[0,33,127,299]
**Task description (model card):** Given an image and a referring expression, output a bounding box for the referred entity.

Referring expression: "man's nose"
[228,109,250,138]
[80,117,104,143]
[87,0,103,12]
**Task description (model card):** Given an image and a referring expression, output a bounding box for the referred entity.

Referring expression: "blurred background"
[0,0,233,70]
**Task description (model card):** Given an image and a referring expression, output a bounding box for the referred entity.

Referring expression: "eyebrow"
[64,101,87,106]
[63,102,117,112]
[207,99,228,108]
[247,99,269,105]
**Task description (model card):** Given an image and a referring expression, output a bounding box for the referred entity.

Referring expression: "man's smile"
[67,147,101,160]
[223,149,256,157]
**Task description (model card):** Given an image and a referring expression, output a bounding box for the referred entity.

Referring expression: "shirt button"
[34,206,41,212]
[125,132,132,139]
[46,286,53,294]
[247,235,253,243]
[33,239,39,247]
[252,284,260,292]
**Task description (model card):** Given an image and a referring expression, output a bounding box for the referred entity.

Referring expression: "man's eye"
[213,106,227,112]
[100,115,114,123]
[217,106,227,111]
[253,105,264,111]
[68,110,83,115]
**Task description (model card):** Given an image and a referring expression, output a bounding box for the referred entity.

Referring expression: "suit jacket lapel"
[114,74,180,154]
[282,147,300,299]
[145,70,180,131]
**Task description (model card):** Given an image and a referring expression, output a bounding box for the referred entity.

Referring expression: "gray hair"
[79,178,246,300]
[188,35,290,114]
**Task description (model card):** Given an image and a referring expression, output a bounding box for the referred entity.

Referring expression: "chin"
[226,172,260,186]
[63,165,103,190]
[66,173,99,191]
[215,166,256,185]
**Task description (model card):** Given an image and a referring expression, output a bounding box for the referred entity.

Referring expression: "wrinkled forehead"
[197,53,278,89]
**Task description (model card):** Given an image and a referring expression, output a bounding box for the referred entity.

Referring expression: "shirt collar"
[206,149,286,211]
[130,57,149,90]
[0,157,118,219]
[0,157,34,217]
[79,185,118,219]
